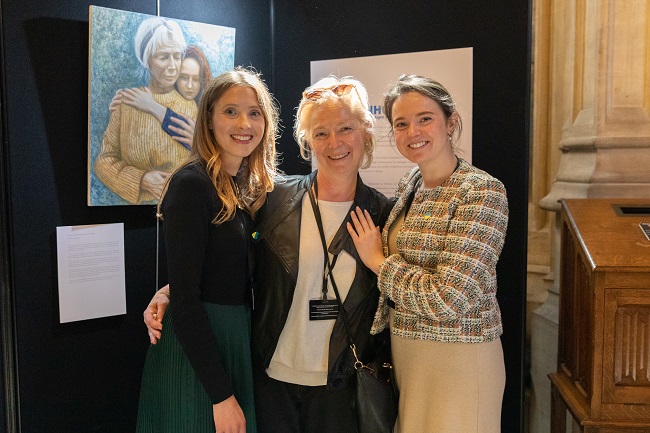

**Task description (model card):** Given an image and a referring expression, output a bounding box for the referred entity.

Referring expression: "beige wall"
[529,0,650,312]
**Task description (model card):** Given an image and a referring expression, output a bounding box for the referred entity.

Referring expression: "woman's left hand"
[168,113,196,148]
[213,395,246,433]
[141,170,170,198]
[346,206,385,274]
[143,287,170,344]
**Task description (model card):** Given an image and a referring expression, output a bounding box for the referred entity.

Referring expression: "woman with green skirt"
[135,66,279,433]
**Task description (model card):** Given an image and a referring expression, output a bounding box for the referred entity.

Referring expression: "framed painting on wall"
[87,6,235,206]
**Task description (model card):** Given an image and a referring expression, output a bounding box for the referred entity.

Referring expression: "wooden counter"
[550,199,650,433]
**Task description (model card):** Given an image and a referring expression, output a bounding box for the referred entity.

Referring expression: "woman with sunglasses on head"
[136,67,279,433]
[143,76,393,433]
[249,76,393,433]
[347,74,508,433]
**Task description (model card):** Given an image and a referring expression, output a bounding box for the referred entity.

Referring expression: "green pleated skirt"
[136,303,257,433]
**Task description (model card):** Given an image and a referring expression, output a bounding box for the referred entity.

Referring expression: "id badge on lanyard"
[307,176,344,321]
[309,255,340,321]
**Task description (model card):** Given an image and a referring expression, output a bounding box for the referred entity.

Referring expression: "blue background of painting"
[88,6,235,206]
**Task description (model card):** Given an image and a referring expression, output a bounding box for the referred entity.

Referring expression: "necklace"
[232,176,244,209]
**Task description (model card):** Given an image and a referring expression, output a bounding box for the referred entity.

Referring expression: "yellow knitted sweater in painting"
[94,89,198,204]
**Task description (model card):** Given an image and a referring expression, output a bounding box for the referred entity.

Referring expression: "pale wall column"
[529,1,650,433]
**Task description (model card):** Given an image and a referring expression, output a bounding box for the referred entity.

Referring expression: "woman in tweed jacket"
[347,74,509,433]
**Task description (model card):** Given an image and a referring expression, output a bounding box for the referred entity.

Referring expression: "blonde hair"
[158,67,279,224]
[294,75,375,169]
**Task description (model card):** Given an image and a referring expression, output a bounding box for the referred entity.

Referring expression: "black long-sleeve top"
[162,161,253,404]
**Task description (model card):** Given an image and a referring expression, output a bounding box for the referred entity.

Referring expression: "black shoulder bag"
[307,181,398,433]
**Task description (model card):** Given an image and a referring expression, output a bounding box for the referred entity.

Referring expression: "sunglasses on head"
[302,83,362,103]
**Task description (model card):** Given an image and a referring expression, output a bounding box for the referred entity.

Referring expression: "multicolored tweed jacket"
[371,158,509,343]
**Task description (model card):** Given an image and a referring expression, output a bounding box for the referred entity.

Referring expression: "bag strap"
[307,178,367,370]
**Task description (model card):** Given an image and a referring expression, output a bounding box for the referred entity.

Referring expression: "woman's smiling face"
[210,85,266,175]
[391,91,456,168]
[307,100,368,179]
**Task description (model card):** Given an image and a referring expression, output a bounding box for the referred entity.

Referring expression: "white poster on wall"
[56,223,126,323]
[310,48,473,197]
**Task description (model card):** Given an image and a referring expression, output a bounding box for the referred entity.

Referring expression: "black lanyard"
[307,175,356,344]
[306,176,339,301]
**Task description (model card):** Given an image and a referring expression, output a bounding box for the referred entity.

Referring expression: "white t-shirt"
[266,196,356,386]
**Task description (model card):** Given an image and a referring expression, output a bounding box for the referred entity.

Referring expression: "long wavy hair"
[158,67,279,224]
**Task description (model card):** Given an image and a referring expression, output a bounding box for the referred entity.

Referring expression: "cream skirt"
[390,312,505,433]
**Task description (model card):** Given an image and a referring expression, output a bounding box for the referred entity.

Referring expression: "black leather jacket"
[251,171,394,390]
